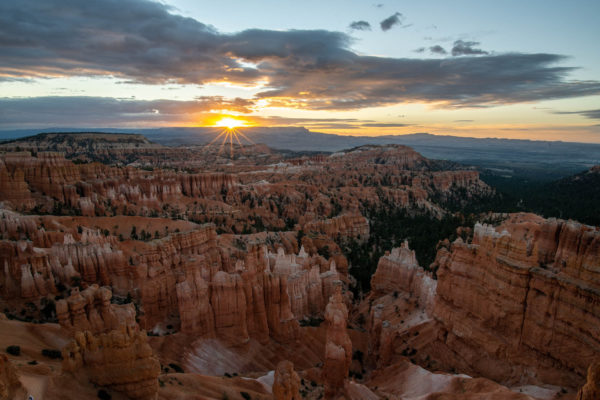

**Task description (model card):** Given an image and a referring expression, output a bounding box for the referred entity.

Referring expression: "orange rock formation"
[0,354,23,400]
[322,286,352,399]
[577,360,600,400]
[431,213,600,386]
[273,360,301,400]
[62,327,161,400]
[59,286,160,400]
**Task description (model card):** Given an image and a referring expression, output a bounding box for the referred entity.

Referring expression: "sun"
[206,116,254,158]
[214,117,247,129]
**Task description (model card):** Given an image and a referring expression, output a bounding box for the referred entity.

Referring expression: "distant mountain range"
[2,126,599,180]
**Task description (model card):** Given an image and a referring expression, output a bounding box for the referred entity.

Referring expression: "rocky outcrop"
[56,285,136,334]
[577,360,600,400]
[210,271,250,343]
[60,286,160,400]
[364,242,437,368]
[0,208,336,345]
[329,145,428,169]
[0,212,127,300]
[176,270,215,335]
[0,152,235,213]
[430,170,482,192]
[0,143,491,237]
[62,327,160,400]
[269,246,344,322]
[431,213,600,386]
[133,226,221,330]
[322,286,352,399]
[263,273,300,343]
[0,157,34,210]
[273,360,301,400]
[153,241,302,345]
[0,354,23,400]
[302,214,369,244]
[371,241,436,312]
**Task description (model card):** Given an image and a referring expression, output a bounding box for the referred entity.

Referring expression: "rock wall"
[302,214,369,243]
[133,226,222,330]
[270,246,344,321]
[0,354,23,400]
[0,213,127,300]
[577,360,600,400]
[62,327,161,400]
[366,242,437,368]
[370,241,436,313]
[431,213,600,386]
[56,285,136,334]
[273,360,301,400]
[322,286,352,399]
[0,206,340,346]
[59,286,161,400]
[0,152,235,212]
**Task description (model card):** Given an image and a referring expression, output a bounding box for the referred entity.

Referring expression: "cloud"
[256,52,600,110]
[414,47,425,53]
[361,123,410,127]
[554,109,600,120]
[1,0,599,113]
[303,124,361,129]
[451,40,489,56]
[380,12,403,31]
[349,21,371,31]
[0,96,254,128]
[429,45,447,55]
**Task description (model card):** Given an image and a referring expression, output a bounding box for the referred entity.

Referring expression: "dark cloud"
[554,109,600,120]
[304,124,360,129]
[414,47,425,53]
[0,96,253,128]
[1,0,599,112]
[349,21,371,31]
[429,45,447,55]
[255,116,365,127]
[0,0,233,84]
[451,40,489,56]
[380,12,403,31]
[256,52,600,109]
[361,123,410,127]
[579,109,600,119]
[0,0,353,85]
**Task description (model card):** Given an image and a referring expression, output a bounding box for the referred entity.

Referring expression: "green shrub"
[168,363,184,373]
[97,389,112,400]
[240,392,251,400]
[42,349,62,359]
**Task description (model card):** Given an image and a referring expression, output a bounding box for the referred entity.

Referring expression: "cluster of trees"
[342,166,600,296]
[129,226,159,241]
[342,206,476,294]
[480,168,600,226]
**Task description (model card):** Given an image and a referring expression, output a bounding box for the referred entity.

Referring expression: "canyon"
[0,133,598,399]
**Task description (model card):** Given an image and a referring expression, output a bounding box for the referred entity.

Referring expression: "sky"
[1,0,600,142]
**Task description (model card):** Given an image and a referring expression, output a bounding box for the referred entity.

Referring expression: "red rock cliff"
[59,286,161,400]
[322,285,352,399]
[432,213,600,387]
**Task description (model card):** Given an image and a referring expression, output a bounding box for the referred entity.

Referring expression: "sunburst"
[206,117,254,158]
